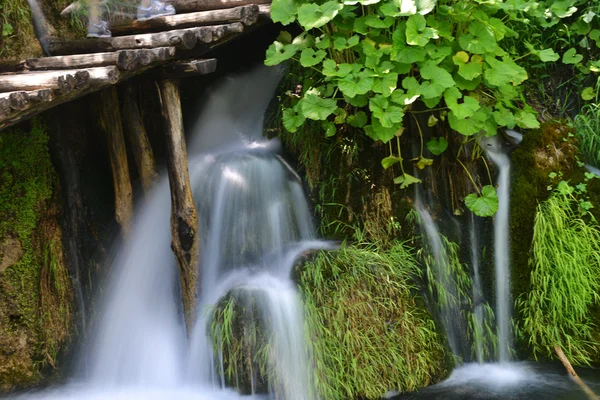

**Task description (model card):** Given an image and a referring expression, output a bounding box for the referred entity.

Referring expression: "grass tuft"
[519,191,600,365]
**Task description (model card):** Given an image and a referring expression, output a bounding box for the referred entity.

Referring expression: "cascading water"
[414,203,464,359]
[484,136,512,363]
[16,66,323,400]
[469,215,485,364]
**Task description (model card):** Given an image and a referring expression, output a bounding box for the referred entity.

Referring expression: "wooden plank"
[47,27,202,55]
[0,67,116,92]
[110,5,259,35]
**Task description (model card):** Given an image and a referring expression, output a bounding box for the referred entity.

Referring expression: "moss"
[0,119,72,391]
[0,0,42,60]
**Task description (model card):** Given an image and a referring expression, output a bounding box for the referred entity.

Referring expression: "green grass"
[574,103,600,168]
[300,242,446,399]
[519,191,600,365]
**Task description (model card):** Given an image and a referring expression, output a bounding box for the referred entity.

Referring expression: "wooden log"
[61,0,270,16]
[97,87,134,234]
[110,5,259,35]
[157,79,199,332]
[554,345,600,400]
[117,47,176,71]
[160,58,217,78]
[258,4,271,20]
[5,47,176,72]
[0,66,118,92]
[47,27,202,56]
[120,83,158,192]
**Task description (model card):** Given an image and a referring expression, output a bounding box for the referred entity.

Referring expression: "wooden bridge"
[0,0,272,131]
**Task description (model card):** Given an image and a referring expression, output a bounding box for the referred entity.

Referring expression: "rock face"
[0,238,24,274]
[0,119,73,391]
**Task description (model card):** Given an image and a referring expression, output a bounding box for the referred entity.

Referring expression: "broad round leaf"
[426,137,448,155]
[465,185,498,217]
[301,94,338,120]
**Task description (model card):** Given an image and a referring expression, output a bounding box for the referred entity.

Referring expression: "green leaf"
[515,110,540,129]
[322,120,336,137]
[426,137,448,155]
[444,87,480,119]
[301,94,337,120]
[493,108,516,128]
[416,0,436,15]
[365,14,394,28]
[364,119,399,142]
[372,72,399,97]
[338,72,374,98]
[265,42,298,66]
[414,156,433,169]
[452,51,483,80]
[282,107,306,132]
[458,21,497,54]
[538,48,560,62]
[347,111,368,127]
[394,173,421,188]
[582,87,595,101]
[315,34,331,49]
[322,60,354,77]
[465,185,498,217]
[406,14,438,46]
[562,48,583,65]
[300,48,327,67]
[370,95,404,127]
[448,108,487,135]
[270,0,298,25]
[380,0,417,17]
[419,61,455,99]
[297,1,344,30]
[484,56,528,87]
[381,155,402,169]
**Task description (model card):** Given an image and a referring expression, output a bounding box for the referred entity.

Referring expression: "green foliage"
[0,0,35,58]
[574,103,600,167]
[300,242,446,399]
[519,189,600,365]
[465,185,499,217]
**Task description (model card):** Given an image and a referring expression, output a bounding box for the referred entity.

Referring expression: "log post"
[157,79,199,331]
[97,87,134,234]
[554,345,600,400]
[120,83,158,192]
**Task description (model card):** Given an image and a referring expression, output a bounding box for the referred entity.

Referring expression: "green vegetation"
[519,185,600,365]
[0,119,72,389]
[265,0,600,215]
[301,242,446,399]
[210,241,447,398]
[0,0,39,58]
[574,103,600,167]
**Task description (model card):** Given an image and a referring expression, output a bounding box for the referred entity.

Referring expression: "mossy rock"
[0,120,73,391]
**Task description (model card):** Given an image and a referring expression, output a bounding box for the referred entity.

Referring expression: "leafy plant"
[465,185,499,217]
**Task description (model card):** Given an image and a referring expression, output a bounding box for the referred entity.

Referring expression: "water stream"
[485,137,512,363]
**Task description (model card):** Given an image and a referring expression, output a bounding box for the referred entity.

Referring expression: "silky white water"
[485,138,512,363]
[14,66,323,400]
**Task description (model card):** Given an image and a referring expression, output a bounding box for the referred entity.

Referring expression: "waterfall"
[414,203,465,360]
[17,66,324,400]
[484,137,512,363]
[469,214,484,364]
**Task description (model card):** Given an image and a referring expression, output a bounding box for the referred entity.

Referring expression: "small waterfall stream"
[485,137,512,363]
